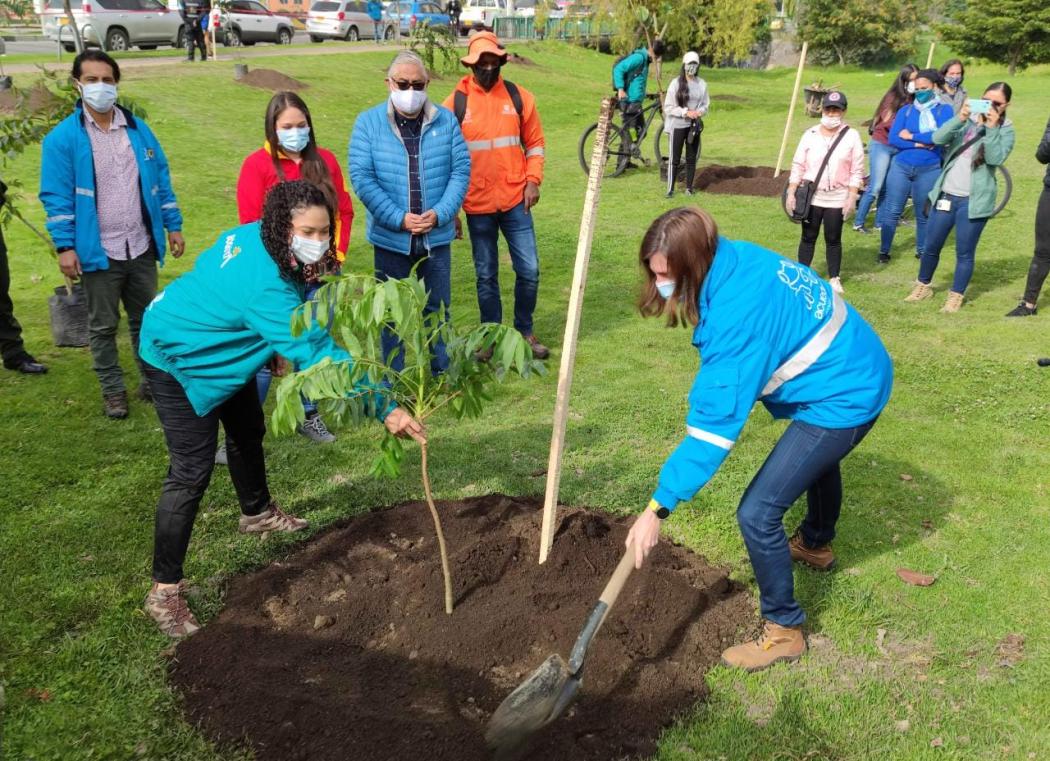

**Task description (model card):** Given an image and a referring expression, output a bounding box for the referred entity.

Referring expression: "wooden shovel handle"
[599,544,635,608]
[567,545,636,674]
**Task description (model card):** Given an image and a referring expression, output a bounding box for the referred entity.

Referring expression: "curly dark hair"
[260,180,337,283]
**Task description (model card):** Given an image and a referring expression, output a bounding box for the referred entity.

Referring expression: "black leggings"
[1023,186,1050,305]
[147,366,271,583]
[667,126,701,192]
[798,204,845,278]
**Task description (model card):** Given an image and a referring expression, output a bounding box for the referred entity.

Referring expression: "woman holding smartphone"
[904,83,1015,312]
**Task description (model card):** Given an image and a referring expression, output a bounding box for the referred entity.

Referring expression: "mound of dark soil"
[0,83,64,115]
[508,52,536,66]
[694,164,784,198]
[238,68,308,91]
[171,495,754,761]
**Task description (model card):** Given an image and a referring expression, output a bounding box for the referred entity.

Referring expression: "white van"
[40,0,184,52]
[306,0,394,41]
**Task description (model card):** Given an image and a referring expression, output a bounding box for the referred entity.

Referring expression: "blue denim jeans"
[255,278,328,413]
[465,202,540,335]
[880,161,940,258]
[374,244,451,375]
[855,140,896,228]
[736,417,877,627]
[918,194,989,294]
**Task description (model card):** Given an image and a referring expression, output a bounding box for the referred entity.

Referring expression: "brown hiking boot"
[522,333,550,360]
[940,291,965,313]
[904,281,934,302]
[788,530,835,571]
[102,391,129,419]
[721,620,806,672]
[238,502,309,534]
[144,581,200,638]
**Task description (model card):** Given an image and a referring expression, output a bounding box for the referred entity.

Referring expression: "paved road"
[3,30,326,55]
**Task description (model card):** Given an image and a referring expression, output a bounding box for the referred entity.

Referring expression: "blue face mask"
[277,126,310,154]
[656,280,676,299]
[945,75,963,89]
[914,89,935,105]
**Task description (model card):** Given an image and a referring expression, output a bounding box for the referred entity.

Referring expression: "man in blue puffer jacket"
[349,50,471,375]
[40,50,184,420]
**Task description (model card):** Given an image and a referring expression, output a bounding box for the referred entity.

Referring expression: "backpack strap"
[453,80,526,148]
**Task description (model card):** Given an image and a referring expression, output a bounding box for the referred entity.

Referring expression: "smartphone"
[968,98,993,115]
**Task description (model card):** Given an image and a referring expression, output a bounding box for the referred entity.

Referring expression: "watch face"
[656,506,671,520]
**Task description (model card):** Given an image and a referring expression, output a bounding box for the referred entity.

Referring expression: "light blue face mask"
[80,82,118,113]
[656,280,676,299]
[277,126,310,154]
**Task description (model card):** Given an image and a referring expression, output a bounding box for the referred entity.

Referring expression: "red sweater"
[236,145,354,261]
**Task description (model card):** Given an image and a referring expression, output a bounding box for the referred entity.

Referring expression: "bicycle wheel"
[578,121,630,178]
[992,164,1012,217]
[653,122,668,165]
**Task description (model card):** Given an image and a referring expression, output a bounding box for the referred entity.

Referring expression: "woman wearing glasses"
[233,90,355,451]
[348,50,471,375]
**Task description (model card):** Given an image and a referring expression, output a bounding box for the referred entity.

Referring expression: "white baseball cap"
[683,51,700,66]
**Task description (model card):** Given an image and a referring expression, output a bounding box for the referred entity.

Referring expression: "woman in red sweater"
[229,91,354,453]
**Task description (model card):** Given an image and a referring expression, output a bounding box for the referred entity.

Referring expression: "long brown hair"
[638,206,719,328]
[264,91,338,212]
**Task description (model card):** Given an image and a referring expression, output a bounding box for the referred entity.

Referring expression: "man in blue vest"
[40,51,184,419]
[613,38,665,148]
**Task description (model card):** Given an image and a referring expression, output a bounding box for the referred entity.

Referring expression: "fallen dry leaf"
[897,568,937,587]
[895,719,910,733]
[24,688,52,702]
[995,633,1025,667]
[921,519,934,530]
[931,737,944,748]
[876,628,889,655]
[899,473,914,482]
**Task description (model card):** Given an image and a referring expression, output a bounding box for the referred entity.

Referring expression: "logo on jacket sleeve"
[220,235,241,269]
[776,261,829,320]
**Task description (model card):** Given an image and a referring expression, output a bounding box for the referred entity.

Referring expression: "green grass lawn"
[2,42,1049,760]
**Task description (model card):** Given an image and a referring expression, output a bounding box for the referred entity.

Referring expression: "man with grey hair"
[349,51,470,374]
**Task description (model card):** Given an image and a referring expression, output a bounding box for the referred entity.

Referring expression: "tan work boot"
[145,581,200,638]
[239,502,308,534]
[940,291,965,313]
[904,281,934,302]
[788,530,835,571]
[721,620,806,672]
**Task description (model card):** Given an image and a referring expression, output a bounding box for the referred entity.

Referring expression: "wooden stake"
[538,97,614,565]
[774,41,807,179]
[925,41,935,69]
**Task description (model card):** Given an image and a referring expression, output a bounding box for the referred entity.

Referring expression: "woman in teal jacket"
[904,82,1015,313]
[138,181,425,638]
[625,207,892,673]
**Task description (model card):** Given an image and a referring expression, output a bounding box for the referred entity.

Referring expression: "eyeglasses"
[392,79,427,91]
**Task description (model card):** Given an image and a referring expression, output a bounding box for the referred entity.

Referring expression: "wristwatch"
[647,498,671,520]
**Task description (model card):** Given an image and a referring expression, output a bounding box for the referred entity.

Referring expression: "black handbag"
[686,118,704,145]
[790,128,849,223]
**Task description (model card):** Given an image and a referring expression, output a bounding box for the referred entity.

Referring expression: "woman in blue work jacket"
[138,180,425,639]
[625,206,893,672]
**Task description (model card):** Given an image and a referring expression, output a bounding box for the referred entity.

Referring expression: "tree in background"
[938,0,1050,75]
[796,0,923,66]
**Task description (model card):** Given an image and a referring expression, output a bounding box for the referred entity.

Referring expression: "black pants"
[185,20,206,60]
[1023,186,1050,305]
[667,126,701,193]
[0,227,29,365]
[148,366,270,583]
[798,204,845,278]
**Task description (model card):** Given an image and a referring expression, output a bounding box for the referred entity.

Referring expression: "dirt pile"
[693,164,785,198]
[238,68,308,91]
[171,494,754,761]
[0,83,65,115]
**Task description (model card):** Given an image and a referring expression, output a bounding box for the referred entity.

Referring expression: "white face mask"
[390,88,428,115]
[290,234,328,265]
[821,114,843,130]
[684,63,699,76]
[80,82,118,113]
[907,81,916,94]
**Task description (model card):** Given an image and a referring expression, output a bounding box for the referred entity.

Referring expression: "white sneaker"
[829,277,844,294]
[297,413,336,444]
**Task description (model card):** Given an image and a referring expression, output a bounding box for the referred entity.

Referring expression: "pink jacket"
[789,126,866,192]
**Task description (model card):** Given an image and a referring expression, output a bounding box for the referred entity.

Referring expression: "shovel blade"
[485,654,572,757]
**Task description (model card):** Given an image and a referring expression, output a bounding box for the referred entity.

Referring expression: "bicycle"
[780,164,1012,223]
[578,93,666,177]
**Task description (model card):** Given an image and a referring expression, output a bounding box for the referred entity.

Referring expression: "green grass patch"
[1,41,1049,759]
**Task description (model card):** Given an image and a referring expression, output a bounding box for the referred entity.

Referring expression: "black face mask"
[474,65,501,91]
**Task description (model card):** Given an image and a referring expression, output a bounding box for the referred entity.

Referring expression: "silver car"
[41,0,185,52]
[217,0,296,46]
[306,0,394,42]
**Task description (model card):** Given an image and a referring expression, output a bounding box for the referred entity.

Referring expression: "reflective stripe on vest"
[761,292,847,397]
[465,135,522,152]
[686,425,734,450]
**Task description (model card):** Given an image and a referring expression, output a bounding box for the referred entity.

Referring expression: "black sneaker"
[1005,302,1037,317]
[3,353,47,374]
[852,225,870,235]
[877,253,891,264]
[665,190,674,198]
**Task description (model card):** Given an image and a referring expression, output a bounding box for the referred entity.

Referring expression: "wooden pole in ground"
[774,40,807,179]
[538,97,614,565]
[925,41,936,68]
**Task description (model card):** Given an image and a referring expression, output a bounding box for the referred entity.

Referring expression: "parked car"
[217,0,296,46]
[382,1,449,36]
[41,0,184,52]
[306,0,395,41]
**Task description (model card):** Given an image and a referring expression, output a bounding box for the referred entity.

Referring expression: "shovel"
[485,544,637,759]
